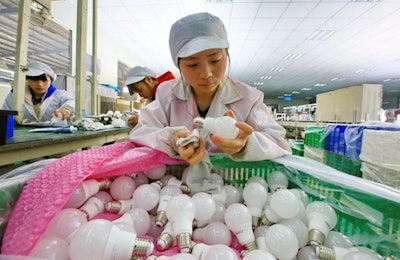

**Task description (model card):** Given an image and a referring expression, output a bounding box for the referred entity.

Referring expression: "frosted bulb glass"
[113,208,151,236]
[210,200,226,223]
[243,182,268,227]
[109,175,136,200]
[209,173,224,187]
[316,245,382,260]
[132,183,161,211]
[156,221,176,251]
[144,165,167,180]
[156,185,182,227]
[79,191,112,220]
[192,192,216,222]
[212,185,241,207]
[279,217,308,248]
[160,174,190,194]
[253,225,270,252]
[29,235,70,260]
[170,253,199,260]
[325,231,355,248]
[297,245,319,260]
[202,244,240,260]
[246,176,268,190]
[264,223,299,260]
[194,116,239,139]
[224,203,256,251]
[269,188,300,219]
[289,188,309,207]
[166,194,196,253]
[131,173,149,187]
[64,178,111,209]
[69,219,154,260]
[242,249,277,260]
[45,208,88,243]
[147,214,164,237]
[192,221,232,246]
[306,201,338,246]
[267,171,288,192]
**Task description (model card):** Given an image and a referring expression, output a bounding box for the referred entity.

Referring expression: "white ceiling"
[87,0,400,102]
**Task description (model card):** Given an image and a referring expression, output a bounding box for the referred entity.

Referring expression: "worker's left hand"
[54,108,72,121]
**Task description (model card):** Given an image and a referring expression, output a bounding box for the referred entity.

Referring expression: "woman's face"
[179,48,227,96]
[27,74,51,95]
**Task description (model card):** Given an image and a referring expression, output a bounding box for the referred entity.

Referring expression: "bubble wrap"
[1,141,182,256]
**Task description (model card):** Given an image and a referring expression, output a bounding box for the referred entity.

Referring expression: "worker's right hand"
[174,129,206,165]
[128,115,139,127]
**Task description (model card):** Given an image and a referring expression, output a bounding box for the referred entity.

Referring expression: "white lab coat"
[2,85,75,123]
[129,77,291,161]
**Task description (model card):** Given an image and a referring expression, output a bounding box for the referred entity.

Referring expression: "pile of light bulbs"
[28,166,390,260]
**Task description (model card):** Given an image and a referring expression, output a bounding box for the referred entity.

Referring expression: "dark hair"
[26,74,48,82]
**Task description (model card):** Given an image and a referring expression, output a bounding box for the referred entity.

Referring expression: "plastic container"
[325,151,362,177]
[288,139,304,156]
[304,125,326,148]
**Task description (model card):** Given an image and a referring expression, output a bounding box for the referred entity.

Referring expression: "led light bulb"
[160,174,190,194]
[246,176,268,190]
[242,249,277,260]
[147,214,164,237]
[69,219,154,260]
[109,175,136,200]
[29,235,70,260]
[279,217,308,248]
[316,245,382,260]
[156,221,176,251]
[243,182,268,227]
[113,208,151,236]
[210,200,226,223]
[263,188,300,225]
[267,171,288,192]
[192,192,216,222]
[144,165,167,180]
[325,231,355,248]
[192,221,232,246]
[45,208,88,243]
[194,116,239,139]
[306,201,338,246]
[132,182,161,211]
[211,184,241,207]
[209,173,224,187]
[224,203,256,252]
[64,178,112,209]
[156,185,182,227]
[297,245,319,260]
[202,244,240,260]
[79,191,112,220]
[253,225,270,252]
[264,223,299,260]
[289,188,309,207]
[130,172,149,187]
[105,198,135,215]
[166,194,196,253]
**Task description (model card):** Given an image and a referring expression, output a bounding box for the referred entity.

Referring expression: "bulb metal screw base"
[155,211,168,227]
[132,237,154,257]
[309,229,325,246]
[244,241,257,252]
[104,201,121,213]
[251,216,261,227]
[98,178,112,190]
[180,183,191,195]
[176,233,192,253]
[315,245,335,260]
[156,232,174,251]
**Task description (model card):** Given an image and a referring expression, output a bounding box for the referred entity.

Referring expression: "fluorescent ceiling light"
[308,30,335,41]
[284,54,302,60]
[270,67,284,72]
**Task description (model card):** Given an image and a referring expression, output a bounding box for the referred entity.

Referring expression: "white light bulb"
[253,225,270,252]
[264,223,299,260]
[130,173,149,187]
[29,235,70,260]
[209,173,224,187]
[267,171,288,192]
[160,174,190,194]
[156,221,176,251]
[316,245,382,260]
[325,230,355,248]
[69,219,154,260]
[210,200,226,223]
[132,182,161,211]
[64,178,111,209]
[211,184,241,207]
[147,214,164,238]
[243,182,268,227]
[224,203,256,251]
[170,253,199,260]
[296,245,318,260]
[144,165,167,180]
[79,191,112,220]
[242,249,277,260]
[192,221,232,246]
[156,185,182,227]
[113,208,151,236]
[306,201,338,246]
[45,208,88,243]
[246,176,268,190]
[109,175,136,200]
[192,192,216,222]
[279,217,308,248]
[166,194,196,253]
[263,188,300,224]
[194,116,239,139]
[192,243,239,260]
[289,188,309,207]
[343,251,381,260]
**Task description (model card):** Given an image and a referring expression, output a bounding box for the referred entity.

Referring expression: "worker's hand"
[54,108,71,120]
[128,115,139,127]
[210,110,254,155]
[174,129,207,165]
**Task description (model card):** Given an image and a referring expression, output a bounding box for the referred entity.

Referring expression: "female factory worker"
[2,61,75,124]
[125,66,175,126]
[129,12,291,165]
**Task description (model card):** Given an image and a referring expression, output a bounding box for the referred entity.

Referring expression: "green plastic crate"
[288,139,304,156]
[304,125,326,149]
[325,151,362,177]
